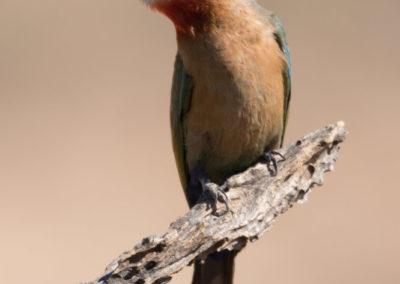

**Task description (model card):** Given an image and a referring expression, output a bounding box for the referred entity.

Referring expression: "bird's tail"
[192,251,236,284]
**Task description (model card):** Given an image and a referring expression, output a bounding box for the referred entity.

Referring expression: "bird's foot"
[263,150,286,176]
[200,177,232,216]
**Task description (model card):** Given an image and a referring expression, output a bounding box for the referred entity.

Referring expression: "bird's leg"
[186,162,231,214]
[199,177,231,214]
[263,150,286,176]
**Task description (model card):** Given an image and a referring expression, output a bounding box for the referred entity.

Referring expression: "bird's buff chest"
[178,28,285,183]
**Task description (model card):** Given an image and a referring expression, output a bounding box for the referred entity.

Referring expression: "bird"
[141,0,291,283]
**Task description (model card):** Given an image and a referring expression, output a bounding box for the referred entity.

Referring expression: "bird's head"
[141,0,211,34]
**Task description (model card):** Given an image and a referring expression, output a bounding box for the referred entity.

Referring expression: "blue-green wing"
[270,13,292,147]
[170,53,193,190]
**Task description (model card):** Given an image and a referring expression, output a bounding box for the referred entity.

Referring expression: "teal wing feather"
[170,53,193,191]
[269,13,292,147]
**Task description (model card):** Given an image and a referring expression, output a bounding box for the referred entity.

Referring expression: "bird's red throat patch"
[151,0,210,34]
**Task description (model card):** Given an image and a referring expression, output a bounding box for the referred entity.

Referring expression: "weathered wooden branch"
[81,122,347,284]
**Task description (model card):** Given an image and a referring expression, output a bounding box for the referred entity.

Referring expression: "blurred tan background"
[1,0,399,283]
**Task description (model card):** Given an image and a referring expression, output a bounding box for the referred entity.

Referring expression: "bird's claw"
[263,150,286,176]
[200,178,232,215]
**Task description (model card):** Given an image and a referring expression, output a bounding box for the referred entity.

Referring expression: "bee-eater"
[142,0,291,283]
